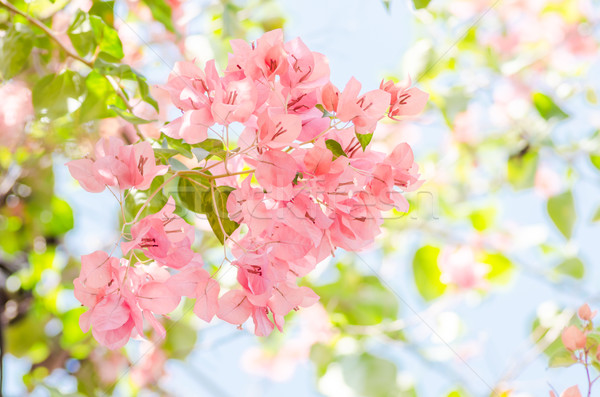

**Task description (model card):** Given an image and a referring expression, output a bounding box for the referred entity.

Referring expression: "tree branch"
[0,0,146,141]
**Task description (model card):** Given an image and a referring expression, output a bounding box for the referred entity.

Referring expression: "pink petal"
[137,281,181,315]
[255,149,298,188]
[66,159,105,193]
[217,289,252,325]
[193,277,220,322]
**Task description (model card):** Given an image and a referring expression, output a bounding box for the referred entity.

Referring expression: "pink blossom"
[0,81,33,149]
[534,166,562,198]
[67,137,168,192]
[550,385,582,397]
[578,303,597,322]
[561,325,586,351]
[438,246,489,290]
[122,197,195,269]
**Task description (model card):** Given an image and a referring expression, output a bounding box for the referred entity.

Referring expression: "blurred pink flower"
[453,109,478,144]
[0,81,34,149]
[439,246,489,290]
[130,343,167,388]
[241,303,334,381]
[534,166,562,198]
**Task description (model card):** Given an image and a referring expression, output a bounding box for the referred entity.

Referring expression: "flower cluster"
[549,304,600,397]
[68,29,427,348]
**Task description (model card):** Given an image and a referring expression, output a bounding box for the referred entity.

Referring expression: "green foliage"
[548,349,577,368]
[468,207,497,232]
[356,132,374,150]
[79,70,123,122]
[162,319,198,360]
[325,139,347,159]
[412,245,446,301]
[532,92,568,120]
[178,174,239,244]
[141,0,175,32]
[547,190,576,239]
[590,154,600,170]
[33,71,85,119]
[554,257,585,279]
[340,353,401,397]
[0,23,34,79]
[68,10,123,60]
[312,264,399,326]
[412,0,431,9]
[480,253,513,285]
[507,149,538,190]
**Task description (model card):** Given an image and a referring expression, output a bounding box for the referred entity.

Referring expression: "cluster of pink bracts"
[68,29,428,349]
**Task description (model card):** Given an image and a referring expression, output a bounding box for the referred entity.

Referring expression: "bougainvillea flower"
[122,197,195,269]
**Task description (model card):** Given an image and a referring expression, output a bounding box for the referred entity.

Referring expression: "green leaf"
[42,197,74,236]
[93,57,134,78]
[0,23,34,79]
[162,319,197,360]
[204,186,240,244]
[507,150,538,190]
[547,191,576,239]
[67,10,96,57]
[340,353,400,397]
[89,0,115,25]
[554,257,585,279]
[548,349,577,368]
[153,148,179,162]
[412,245,446,301]
[532,92,568,120]
[108,105,154,124]
[33,71,86,118]
[356,133,373,151]
[191,139,227,160]
[168,157,188,171]
[141,0,175,32]
[312,264,398,326]
[382,0,391,12]
[325,139,347,159]
[90,15,124,61]
[590,154,600,171]
[178,175,211,213]
[468,207,496,232]
[135,73,159,111]
[79,70,123,122]
[481,253,513,285]
[413,0,431,9]
[161,134,193,158]
[592,206,600,222]
[310,343,335,377]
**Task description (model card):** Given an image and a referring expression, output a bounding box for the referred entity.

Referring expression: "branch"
[0,0,145,141]
[0,0,92,67]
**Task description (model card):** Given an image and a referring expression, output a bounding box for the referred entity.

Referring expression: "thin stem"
[585,350,593,397]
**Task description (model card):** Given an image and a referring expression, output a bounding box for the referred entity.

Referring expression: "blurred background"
[1,0,599,396]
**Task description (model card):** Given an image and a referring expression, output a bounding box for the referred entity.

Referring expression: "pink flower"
[561,326,586,351]
[534,166,562,198]
[380,78,429,119]
[550,385,582,397]
[254,149,299,188]
[74,251,195,349]
[438,246,489,290]
[336,77,391,134]
[122,197,195,269]
[578,303,597,322]
[67,137,167,192]
[0,81,33,149]
[130,343,167,388]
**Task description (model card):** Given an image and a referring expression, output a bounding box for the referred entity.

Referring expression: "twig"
[0,0,145,140]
